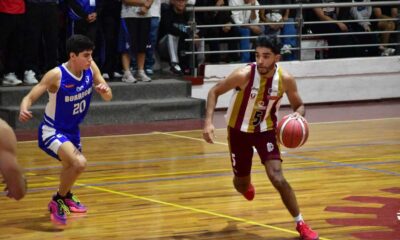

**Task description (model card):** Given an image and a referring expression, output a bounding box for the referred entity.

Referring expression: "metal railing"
[183,1,400,76]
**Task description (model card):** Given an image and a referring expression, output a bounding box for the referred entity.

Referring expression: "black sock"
[53,192,66,201]
[66,191,73,198]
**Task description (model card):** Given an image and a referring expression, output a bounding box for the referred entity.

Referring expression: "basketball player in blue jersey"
[203,35,318,240]
[0,118,27,200]
[19,35,112,225]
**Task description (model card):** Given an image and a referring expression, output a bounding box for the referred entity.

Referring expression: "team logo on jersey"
[64,84,75,88]
[76,85,84,92]
[256,101,267,110]
[267,142,274,152]
[250,87,259,99]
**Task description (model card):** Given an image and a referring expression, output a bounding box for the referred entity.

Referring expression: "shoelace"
[57,199,71,215]
[70,195,81,205]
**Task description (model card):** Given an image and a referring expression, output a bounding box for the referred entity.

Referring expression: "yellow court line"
[157,131,228,146]
[77,168,232,183]
[41,175,330,240]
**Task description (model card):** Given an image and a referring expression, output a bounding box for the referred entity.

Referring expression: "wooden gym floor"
[1,100,399,240]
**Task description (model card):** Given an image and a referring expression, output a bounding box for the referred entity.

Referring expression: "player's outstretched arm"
[203,66,250,143]
[91,61,112,102]
[19,68,59,123]
[0,119,27,200]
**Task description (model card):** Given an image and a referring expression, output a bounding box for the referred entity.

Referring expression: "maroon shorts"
[227,127,282,177]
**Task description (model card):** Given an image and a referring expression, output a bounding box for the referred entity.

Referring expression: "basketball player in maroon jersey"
[0,118,27,200]
[202,35,318,240]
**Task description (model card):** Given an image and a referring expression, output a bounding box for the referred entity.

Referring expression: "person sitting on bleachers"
[195,0,240,63]
[303,0,357,58]
[229,0,263,63]
[158,0,205,75]
[348,0,380,57]
[372,0,398,56]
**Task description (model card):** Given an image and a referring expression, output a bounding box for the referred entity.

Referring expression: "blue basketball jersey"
[43,63,93,132]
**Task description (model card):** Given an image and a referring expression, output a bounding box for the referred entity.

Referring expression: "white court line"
[17,117,400,144]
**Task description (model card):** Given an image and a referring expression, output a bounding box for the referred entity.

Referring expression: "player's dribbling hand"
[19,110,33,122]
[95,83,110,94]
[203,123,216,144]
[290,112,303,118]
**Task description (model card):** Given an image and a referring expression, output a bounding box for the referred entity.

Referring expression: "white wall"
[193,56,400,108]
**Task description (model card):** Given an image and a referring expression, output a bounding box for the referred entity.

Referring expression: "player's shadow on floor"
[18,213,87,232]
[137,220,298,240]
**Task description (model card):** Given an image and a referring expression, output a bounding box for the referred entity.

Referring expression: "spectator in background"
[120,0,153,83]
[195,0,239,63]
[349,0,379,56]
[99,0,122,80]
[144,0,161,75]
[259,0,288,38]
[303,0,357,58]
[158,0,205,75]
[229,0,263,63]
[259,0,298,60]
[373,0,398,56]
[67,0,102,43]
[132,0,161,76]
[23,0,60,85]
[0,0,25,86]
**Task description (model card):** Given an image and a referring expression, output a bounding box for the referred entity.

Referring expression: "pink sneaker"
[48,199,69,225]
[296,221,319,240]
[64,193,87,213]
[242,183,255,201]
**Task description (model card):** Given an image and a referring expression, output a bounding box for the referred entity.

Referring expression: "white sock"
[294,213,303,223]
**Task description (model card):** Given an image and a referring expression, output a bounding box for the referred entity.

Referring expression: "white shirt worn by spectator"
[149,0,161,17]
[121,3,151,18]
[350,0,372,29]
[229,0,260,25]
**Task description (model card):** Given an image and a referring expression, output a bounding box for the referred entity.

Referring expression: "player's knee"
[72,156,87,173]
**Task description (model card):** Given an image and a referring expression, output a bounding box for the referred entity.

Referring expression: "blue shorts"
[38,123,82,160]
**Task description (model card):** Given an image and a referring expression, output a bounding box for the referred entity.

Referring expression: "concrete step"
[0,79,192,106]
[1,98,205,129]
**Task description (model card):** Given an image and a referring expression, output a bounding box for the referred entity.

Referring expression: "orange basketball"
[276,115,309,148]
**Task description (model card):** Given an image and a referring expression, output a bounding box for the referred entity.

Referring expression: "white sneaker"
[2,72,22,86]
[136,70,151,82]
[24,70,39,85]
[281,44,292,55]
[113,72,123,78]
[102,73,110,79]
[381,47,395,56]
[122,71,137,83]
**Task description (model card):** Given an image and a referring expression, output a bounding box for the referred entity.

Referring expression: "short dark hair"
[254,35,281,55]
[66,34,94,56]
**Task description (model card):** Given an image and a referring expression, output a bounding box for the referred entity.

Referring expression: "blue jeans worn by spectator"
[235,27,251,63]
[145,17,160,71]
[281,18,298,61]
